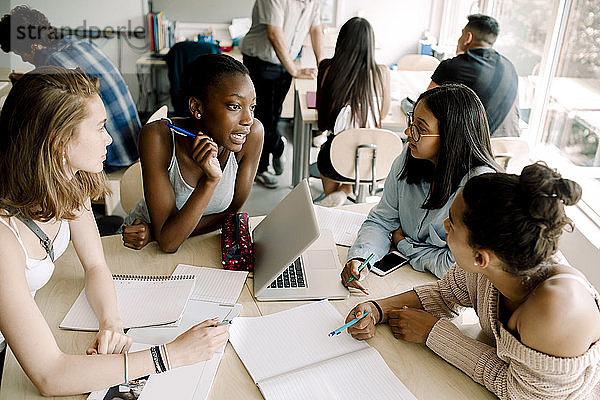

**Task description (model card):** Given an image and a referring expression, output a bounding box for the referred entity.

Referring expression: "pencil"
[347,253,374,283]
[328,311,372,337]
[164,122,197,138]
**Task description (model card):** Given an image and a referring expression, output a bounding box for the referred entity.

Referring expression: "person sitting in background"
[0,5,141,172]
[0,66,228,395]
[428,14,520,138]
[341,84,500,293]
[314,17,391,207]
[121,54,263,252]
[345,163,600,399]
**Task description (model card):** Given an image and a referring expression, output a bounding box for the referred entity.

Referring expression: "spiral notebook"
[60,274,196,331]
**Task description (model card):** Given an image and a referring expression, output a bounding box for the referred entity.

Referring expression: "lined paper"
[128,301,242,345]
[260,347,417,400]
[313,205,367,247]
[172,264,248,305]
[60,276,195,331]
[229,301,415,400]
[229,300,368,383]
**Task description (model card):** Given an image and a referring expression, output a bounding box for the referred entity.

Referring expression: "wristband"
[368,300,383,324]
[123,351,129,383]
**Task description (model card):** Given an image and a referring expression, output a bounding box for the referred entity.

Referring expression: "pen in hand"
[211,320,232,327]
[164,122,216,143]
[328,311,372,337]
[347,253,375,283]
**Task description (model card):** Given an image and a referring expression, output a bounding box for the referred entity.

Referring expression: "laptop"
[252,180,349,301]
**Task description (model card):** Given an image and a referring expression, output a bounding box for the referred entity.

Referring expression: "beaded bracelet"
[368,300,383,324]
[150,345,166,374]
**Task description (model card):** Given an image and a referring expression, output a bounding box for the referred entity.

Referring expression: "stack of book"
[147,11,174,53]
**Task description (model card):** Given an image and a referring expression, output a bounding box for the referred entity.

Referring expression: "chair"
[329,128,404,202]
[120,161,143,214]
[490,137,530,173]
[146,104,169,124]
[119,105,168,214]
[166,41,221,116]
[396,54,440,71]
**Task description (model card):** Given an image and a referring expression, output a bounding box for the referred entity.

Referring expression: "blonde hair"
[0,66,110,221]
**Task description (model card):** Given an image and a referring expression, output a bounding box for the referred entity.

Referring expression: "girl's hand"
[191,134,222,182]
[391,227,405,247]
[388,306,438,344]
[340,259,370,295]
[86,327,132,355]
[345,302,379,340]
[122,219,151,250]
[168,318,230,368]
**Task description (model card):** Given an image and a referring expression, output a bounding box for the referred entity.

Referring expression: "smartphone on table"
[371,251,409,276]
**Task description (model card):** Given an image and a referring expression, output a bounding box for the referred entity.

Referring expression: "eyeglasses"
[406,112,440,142]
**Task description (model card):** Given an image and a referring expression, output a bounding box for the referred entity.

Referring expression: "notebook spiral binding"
[112,274,195,281]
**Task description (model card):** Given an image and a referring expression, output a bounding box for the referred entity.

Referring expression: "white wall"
[1,0,434,108]
[151,0,254,23]
[337,0,433,65]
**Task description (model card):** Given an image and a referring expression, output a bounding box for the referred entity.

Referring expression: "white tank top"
[0,216,70,346]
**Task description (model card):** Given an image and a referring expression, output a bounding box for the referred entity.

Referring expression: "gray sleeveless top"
[124,124,238,225]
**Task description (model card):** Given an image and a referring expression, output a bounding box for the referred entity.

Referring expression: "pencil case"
[221,213,254,271]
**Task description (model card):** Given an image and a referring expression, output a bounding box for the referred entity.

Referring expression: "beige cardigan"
[413,265,600,399]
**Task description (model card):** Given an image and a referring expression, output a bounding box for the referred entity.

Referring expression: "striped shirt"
[35,36,141,170]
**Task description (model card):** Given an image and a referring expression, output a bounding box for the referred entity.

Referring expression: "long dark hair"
[462,163,581,278]
[317,17,384,132]
[400,84,500,209]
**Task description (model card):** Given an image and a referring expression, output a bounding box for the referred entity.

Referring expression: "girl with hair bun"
[122,54,263,252]
[345,162,600,399]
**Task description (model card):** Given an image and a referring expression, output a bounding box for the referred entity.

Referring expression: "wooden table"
[1,205,495,400]
[291,70,432,186]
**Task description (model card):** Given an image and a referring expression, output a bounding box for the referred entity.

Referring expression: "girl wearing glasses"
[342,84,500,293]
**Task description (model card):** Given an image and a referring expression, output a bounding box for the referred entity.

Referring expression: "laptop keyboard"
[269,258,306,288]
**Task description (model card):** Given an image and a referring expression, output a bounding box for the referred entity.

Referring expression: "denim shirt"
[348,148,495,278]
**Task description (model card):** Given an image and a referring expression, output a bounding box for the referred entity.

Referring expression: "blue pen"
[347,253,374,283]
[328,311,372,337]
[164,122,197,138]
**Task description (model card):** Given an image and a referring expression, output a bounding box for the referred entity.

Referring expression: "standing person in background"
[241,0,323,188]
[0,5,141,172]
[428,14,520,137]
[315,17,390,207]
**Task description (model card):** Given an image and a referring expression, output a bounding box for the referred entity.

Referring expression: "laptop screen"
[252,180,319,295]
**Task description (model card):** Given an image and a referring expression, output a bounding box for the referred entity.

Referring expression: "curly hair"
[462,162,582,278]
[0,6,58,54]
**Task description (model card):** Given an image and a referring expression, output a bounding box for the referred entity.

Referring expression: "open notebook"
[229,300,416,400]
[60,275,196,331]
[313,205,367,247]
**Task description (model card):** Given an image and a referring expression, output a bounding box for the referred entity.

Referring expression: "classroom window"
[487,0,600,225]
